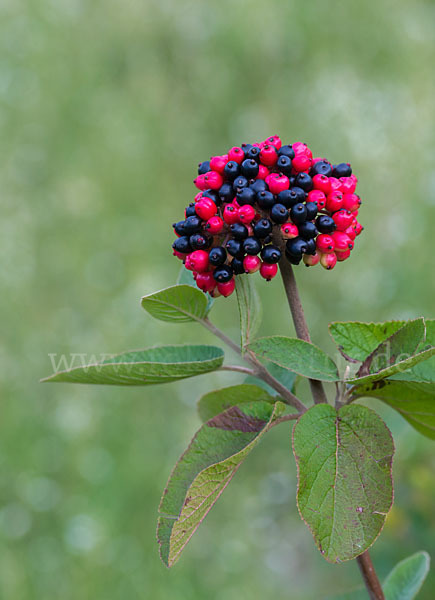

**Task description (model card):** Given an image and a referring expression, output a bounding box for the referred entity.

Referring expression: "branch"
[219,365,256,376]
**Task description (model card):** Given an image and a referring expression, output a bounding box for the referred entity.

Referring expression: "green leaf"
[178,266,214,312]
[235,275,262,350]
[249,336,339,382]
[329,320,406,362]
[353,380,435,440]
[390,320,435,383]
[157,400,284,567]
[197,384,275,422]
[244,362,298,396]
[42,345,224,385]
[292,403,394,563]
[383,551,430,600]
[141,284,208,323]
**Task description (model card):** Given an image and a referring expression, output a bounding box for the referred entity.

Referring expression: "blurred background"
[1,0,434,598]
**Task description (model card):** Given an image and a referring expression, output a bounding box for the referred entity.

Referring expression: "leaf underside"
[157,400,284,567]
[42,345,224,385]
[293,403,394,563]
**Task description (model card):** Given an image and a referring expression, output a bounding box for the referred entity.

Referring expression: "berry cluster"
[172,136,363,298]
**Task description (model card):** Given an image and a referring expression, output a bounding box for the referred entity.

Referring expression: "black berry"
[257,190,276,210]
[253,218,273,238]
[198,160,210,175]
[183,215,202,234]
[316,215,337,233]
[172,236,191,253]
[226,239,244,258]
[278,145,295,159]
[236,187,256,206]
[276,155,292,175]
[298,221,318,240]
[209,246,227,266]
[243,237,262,255]
[241,159,259,178]
[295,172,313,192]
[224,161,240,181]
[213,265,233,283]
[332,163,352,177]
[290,203,307,224]
[270,203,289,224]
[261,245,281,264]
[230,223,249,240]
[310,160,332,177]
[305,201,318,221]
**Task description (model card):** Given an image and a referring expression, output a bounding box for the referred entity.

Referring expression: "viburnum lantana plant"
[44,136,434,600]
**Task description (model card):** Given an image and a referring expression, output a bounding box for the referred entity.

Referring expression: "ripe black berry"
[202,189,219,203]
[243,237,262,255]
[276,155,292,175]
[270,203,289,224]
[226,239,244,258]
[305,201,318,221]
[288,187,306,204]
[290,203,307,224]
[224,161,240,181]
[185,203,196,217]
[241,159,259,178]
[231,257,245,274]
[173,236,191,253]
[230,223,249,240]
[316,215,337,233]
[277,190,297,208]
[236,187,256,206]
[233,176,248,191]
[304,238,317,255]
[246,146,260,161]
[209,246,227,266]
[184,215,202,234]
[298,221,318,240]
[332,163,352,178]
[310,161,332,177]
[278,145,295,159]
[295,172,313,192]
[253,218,273,238]
[173,220,185,236]
[219,183,234,202]
[261,245,281,264]
[286,237,308,258]
[198,160,210,175]
[190,233,211,249]
[250,179,267,194]
[213,265,233,283]
[257,190,276,210]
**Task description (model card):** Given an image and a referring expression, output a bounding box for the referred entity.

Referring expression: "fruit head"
[172,137,363,297]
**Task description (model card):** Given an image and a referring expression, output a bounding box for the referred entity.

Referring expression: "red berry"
[209,154,228,174]
[344,225,357,241]
[333,209,354,231]
[328,177,342,192]
[205,215,224,234]
[217,278,235,297]
[336,248,351,261]
[281,222,299,239]
[292,142,313,159]
[303,252,320,267]
[256,164,270,179]
[195,198,217,220]
[186,250,209,273]
[223,204,239,225]
[354,221,364,236]
[193,174,208,191]
[173,250,186,260]
[264,135,282,149]
[320,252,337,270]
[260,262,278,281]
[312,174,331,194]
[243,255,261,273]
[260,144,278,166]
[292,154,312,173]
[194,192,203,202]
[342,193,361,212]
[316,234,335,253]
[312,156,326,164]
[325,191,343,212]
[307,189,326,210]
[332,231,354,252]
[204,171,224,190]
[268,173,289,194]
[228,147,244,164]
[340,177,357,194]
[196,271,215,292]
[238,205,256,224]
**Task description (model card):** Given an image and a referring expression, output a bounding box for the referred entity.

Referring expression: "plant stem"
[356,552,385,600]
[278,259,328,405]
[202,317,306,413]
[219,365,256,376]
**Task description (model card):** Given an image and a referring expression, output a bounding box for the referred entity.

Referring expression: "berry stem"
[201,317,306,412]
[278,259,328,405]
[356,551,385,600]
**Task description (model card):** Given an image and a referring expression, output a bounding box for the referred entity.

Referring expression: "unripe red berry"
[354,221,364,236]
[307,189,326,210]
[303,252,320,267]
[223,204,239,225]
[243,255,261,273]
[325,191,343,213]
[228,147,244,164]
[332,231,354,252]
[320,252,337,270]
[238,204,256,224]
[316,234,335,253]
[217,278,235,297]
[193,174,208,191]
[264,135,282,149]
[209,154,228,174]
[260,144,278,166]
[173,250,186,260]
[342,193,361,212]
[292,154,311,173]
[256,164,270,179]
[195,198,217,220]
[292,142,313,159]
[312,156,327,164]
[312,174,331,194]
[196,271,216,293]
[204,171,224,190]
[186,250,209,273]
[281,222,299,239]
[268,173,289,194]
[260,262,278,281]
[194,192,203,202]
[328,177,342,192]
[205,215,224,234]
[340,177,357,194]
[333,209,354,231]
[344,225,357,241]
[336,248,351,261]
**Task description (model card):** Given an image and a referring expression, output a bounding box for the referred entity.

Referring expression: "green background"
[1,0,434,598]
